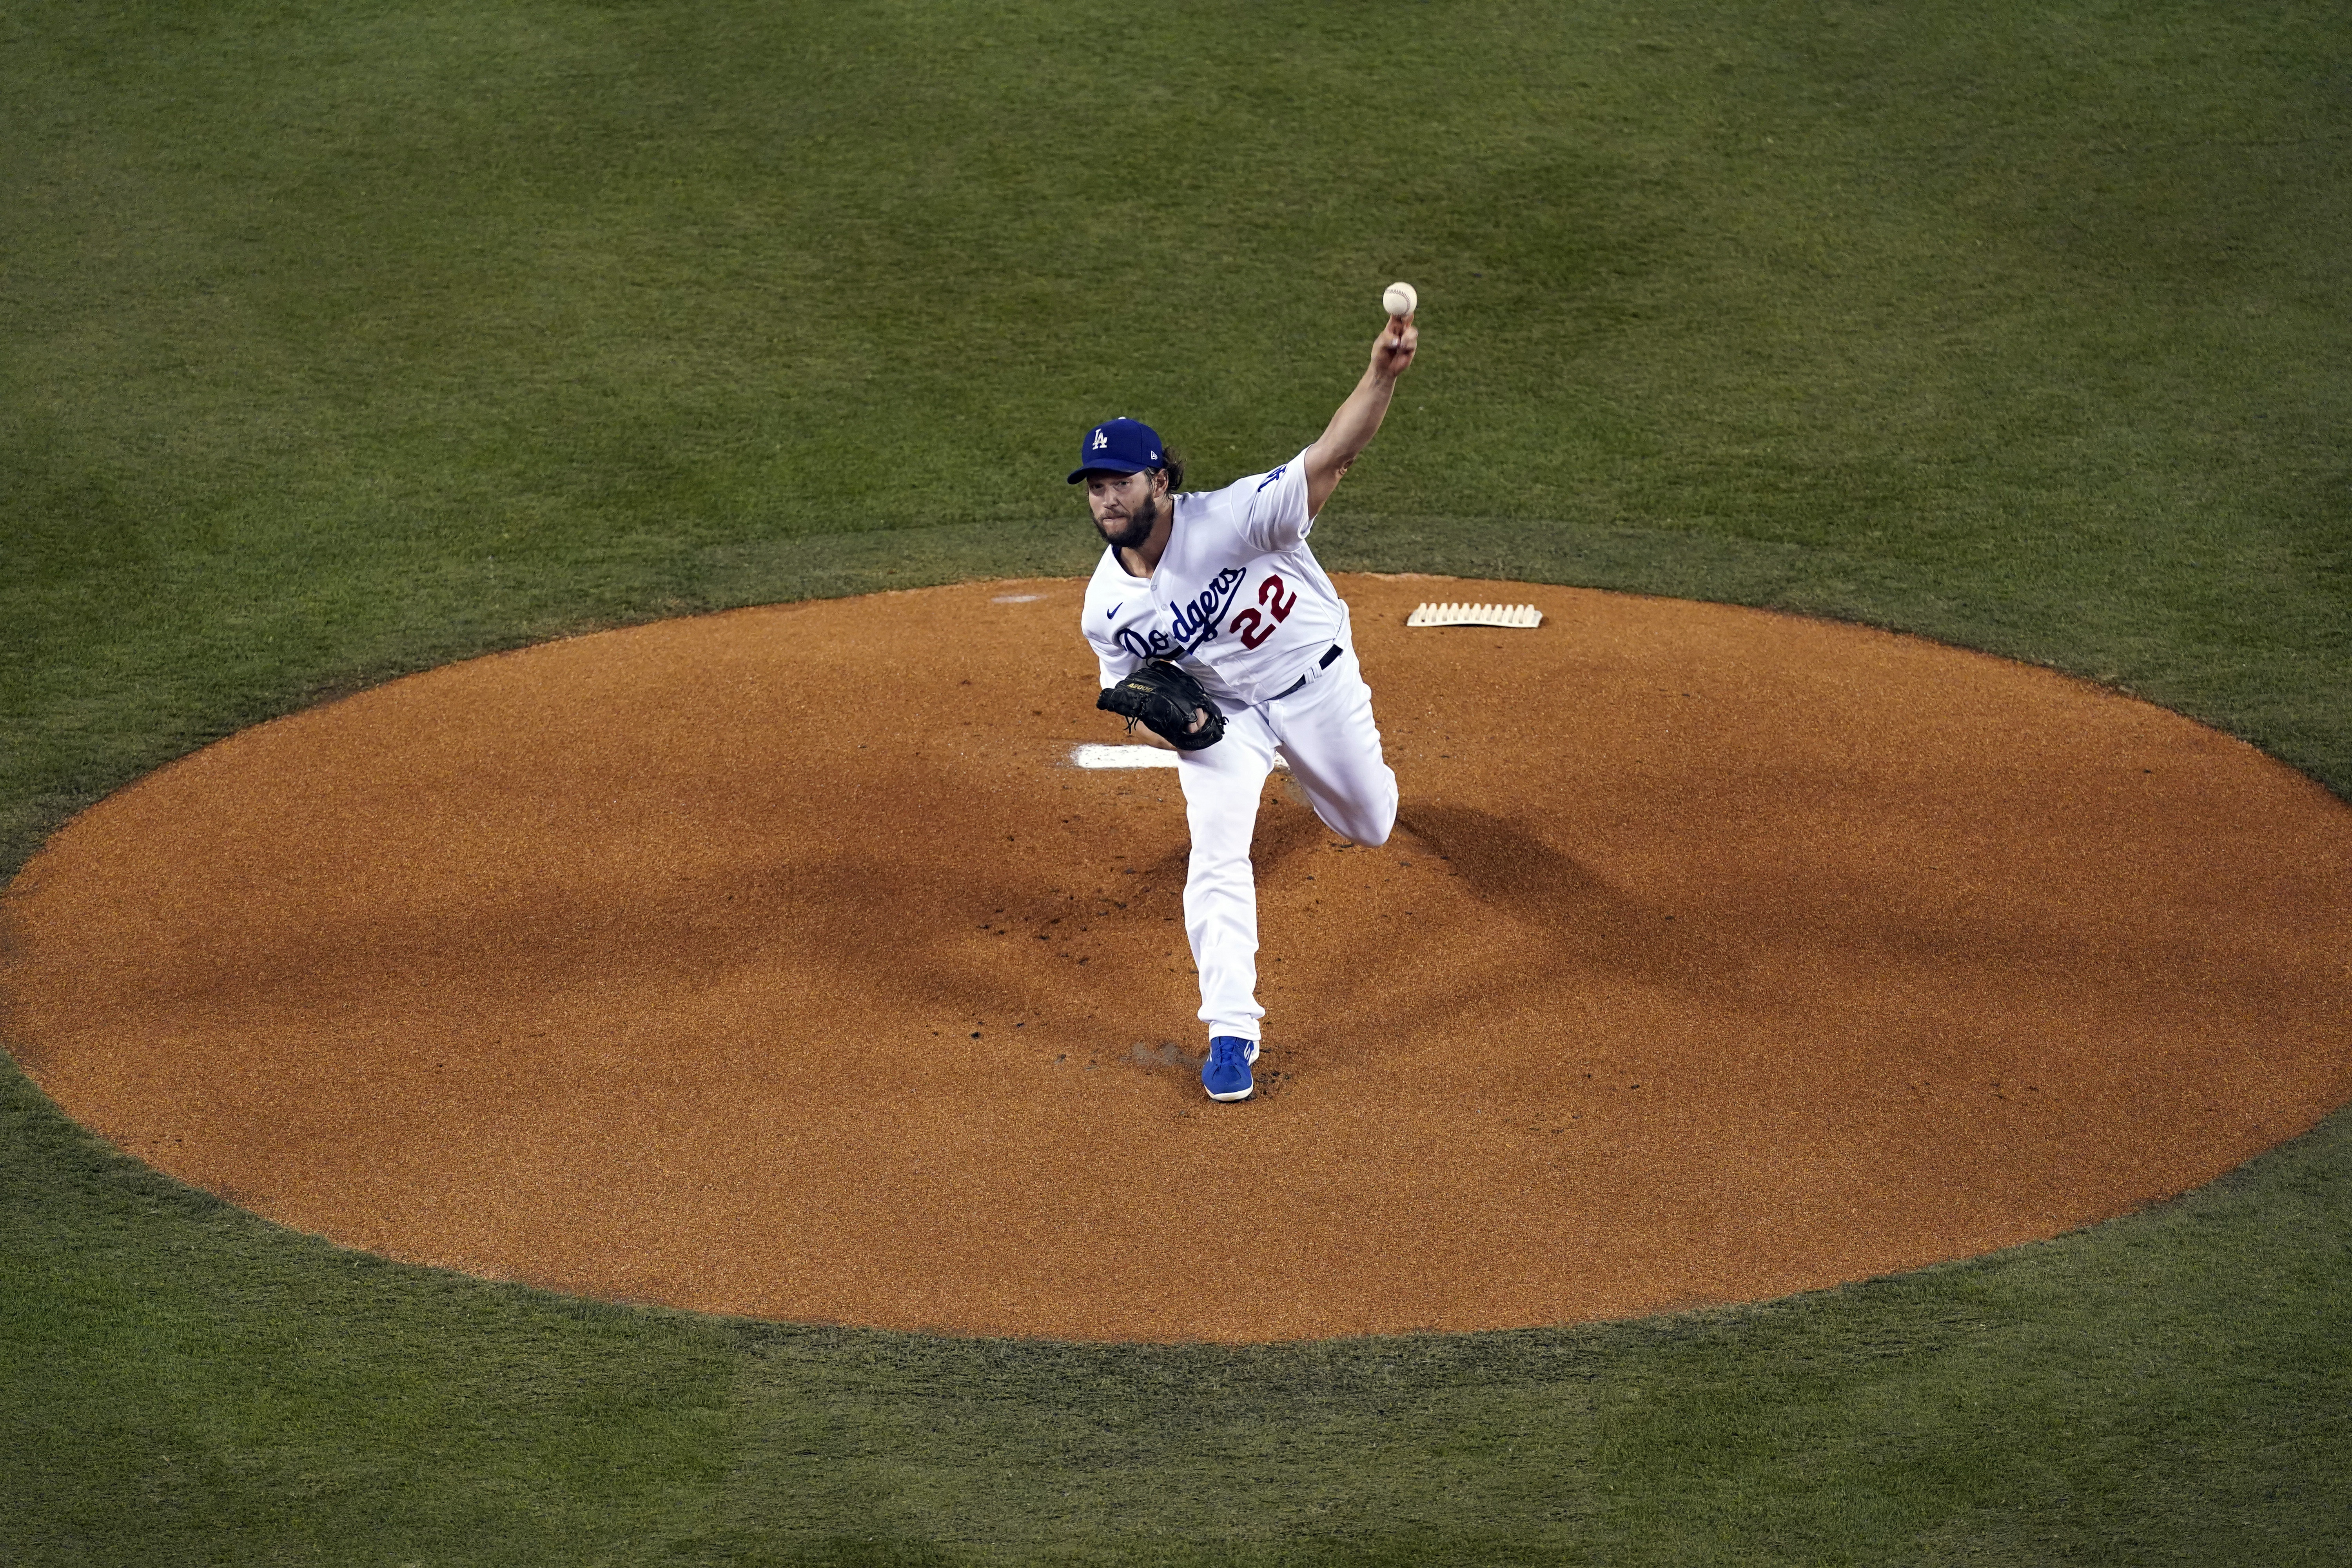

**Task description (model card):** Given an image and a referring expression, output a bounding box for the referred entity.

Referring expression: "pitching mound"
[5,576,2349,1342]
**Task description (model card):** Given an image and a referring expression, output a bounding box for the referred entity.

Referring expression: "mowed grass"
[3,0,2348,1561]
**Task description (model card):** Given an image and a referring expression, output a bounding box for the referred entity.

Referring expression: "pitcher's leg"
[1176,713,1279,1040]
[1272,650,1397,849]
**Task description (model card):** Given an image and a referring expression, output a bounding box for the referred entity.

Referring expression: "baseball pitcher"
[1074,299,1419,1101]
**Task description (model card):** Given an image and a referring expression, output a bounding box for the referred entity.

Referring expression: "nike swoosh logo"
[1105,606,1118,619]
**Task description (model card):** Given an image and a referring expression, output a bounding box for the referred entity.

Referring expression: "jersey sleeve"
[1084,618,1139,687]
[1240,446,1318,555]
[1082,559,1149,687]
[1094,648,1135,688]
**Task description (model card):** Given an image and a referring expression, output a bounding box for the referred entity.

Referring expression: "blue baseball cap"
[1067,417,1165,483]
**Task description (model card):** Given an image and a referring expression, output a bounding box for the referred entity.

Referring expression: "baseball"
[1383,281,1418,319]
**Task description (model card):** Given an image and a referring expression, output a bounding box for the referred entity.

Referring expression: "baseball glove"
[1097,660,1226,751]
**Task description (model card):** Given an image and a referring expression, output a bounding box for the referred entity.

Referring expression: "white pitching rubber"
[1070,744,1289,771]
[1072,744,1180,769]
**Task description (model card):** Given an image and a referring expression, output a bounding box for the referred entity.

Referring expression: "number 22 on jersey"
[1228,573,1296,650]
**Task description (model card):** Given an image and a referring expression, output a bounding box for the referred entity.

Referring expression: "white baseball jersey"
[1082,448,1352,708]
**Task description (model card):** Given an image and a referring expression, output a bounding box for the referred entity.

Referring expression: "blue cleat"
[1203,1036,1260,1102]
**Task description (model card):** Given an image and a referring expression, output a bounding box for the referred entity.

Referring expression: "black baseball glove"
[1097,660,1226,751]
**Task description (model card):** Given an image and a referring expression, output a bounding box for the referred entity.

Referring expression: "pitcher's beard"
[1095,492,1160,552]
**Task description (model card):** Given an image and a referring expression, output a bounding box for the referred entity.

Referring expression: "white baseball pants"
[1174,646,1397,1042]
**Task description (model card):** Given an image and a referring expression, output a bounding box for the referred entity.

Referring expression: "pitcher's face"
[1083,468,1165,551]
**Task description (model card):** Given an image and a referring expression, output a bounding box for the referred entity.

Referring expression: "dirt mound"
[6,576,2348,1341]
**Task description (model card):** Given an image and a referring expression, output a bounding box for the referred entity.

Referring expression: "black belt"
[1269,644,1343,700]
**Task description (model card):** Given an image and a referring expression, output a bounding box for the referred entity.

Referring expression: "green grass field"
[5,0,2348,1560]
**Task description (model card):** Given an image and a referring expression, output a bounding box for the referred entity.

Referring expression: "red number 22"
[1228,573,1296,650]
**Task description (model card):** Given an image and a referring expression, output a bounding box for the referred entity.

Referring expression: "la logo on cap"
[1092,428,1109,450]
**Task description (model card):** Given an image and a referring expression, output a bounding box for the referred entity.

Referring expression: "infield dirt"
[5,576,2348,1341]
